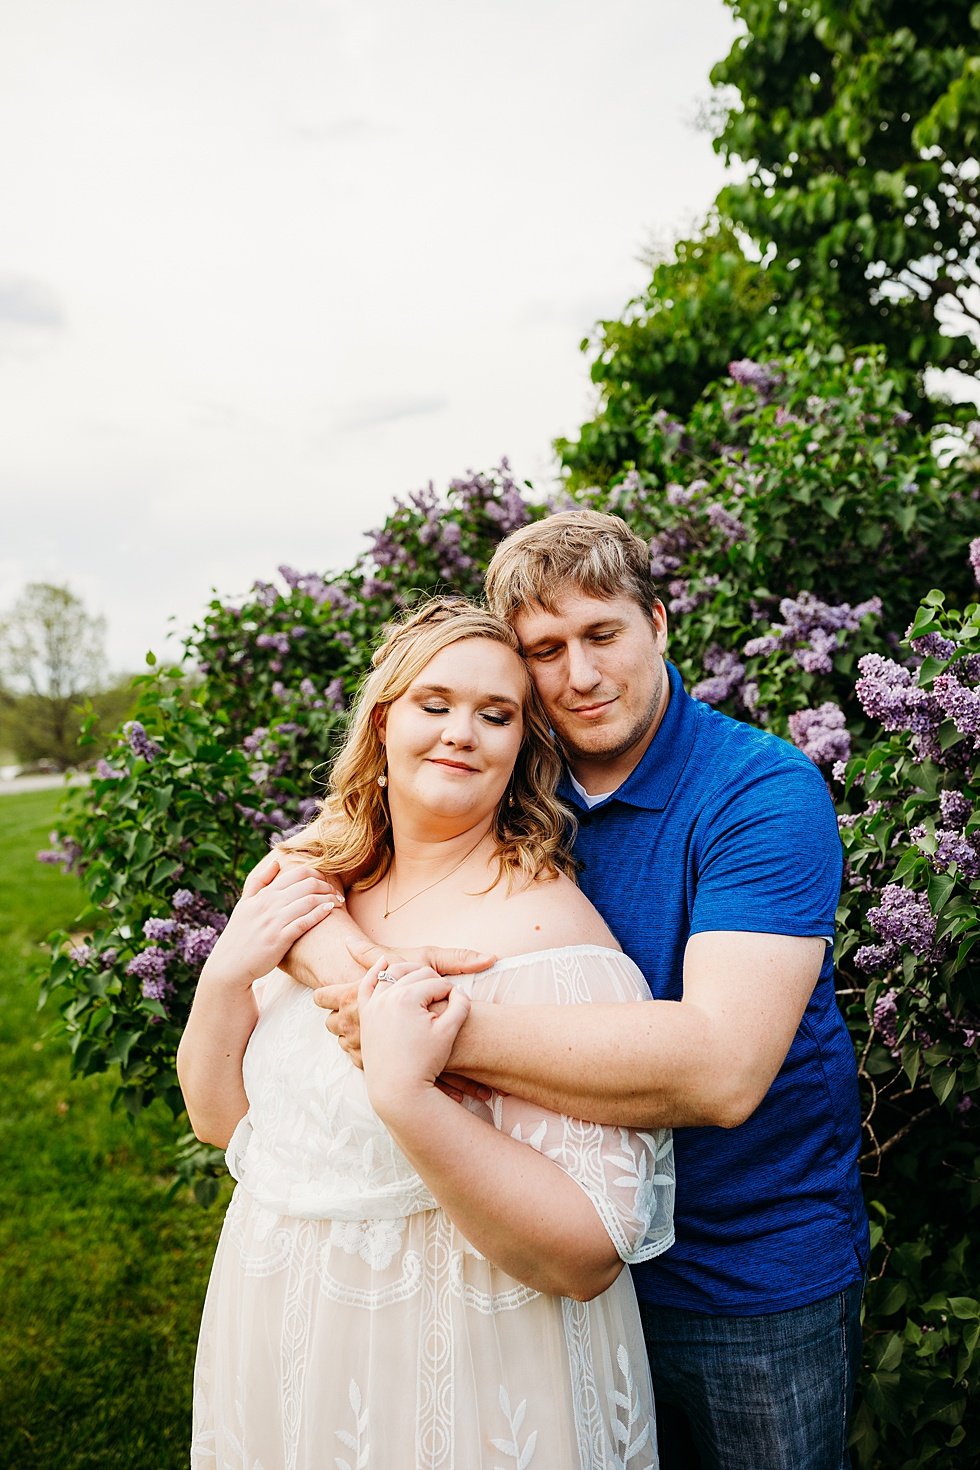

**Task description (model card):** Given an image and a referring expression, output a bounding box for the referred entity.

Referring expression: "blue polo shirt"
[563,661,869,1315]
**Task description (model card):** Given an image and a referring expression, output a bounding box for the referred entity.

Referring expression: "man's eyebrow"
[411,683,520,707]
[521,620,623,651]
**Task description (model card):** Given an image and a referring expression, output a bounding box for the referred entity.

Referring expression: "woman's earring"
[377,772,388,788]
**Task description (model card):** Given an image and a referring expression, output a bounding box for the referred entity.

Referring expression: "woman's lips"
[428,758,479,772]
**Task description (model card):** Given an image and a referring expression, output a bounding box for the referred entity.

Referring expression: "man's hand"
[314,939,495,1102]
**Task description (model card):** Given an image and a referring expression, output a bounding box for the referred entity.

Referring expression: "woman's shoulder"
[495,870,620,958]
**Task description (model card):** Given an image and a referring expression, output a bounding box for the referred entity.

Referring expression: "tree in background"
[0,582,114,768]
[561,0,980,488]
[714,0,980,386]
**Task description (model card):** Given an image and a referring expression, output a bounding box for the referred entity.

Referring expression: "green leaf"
[927,871,956,915]
[930,1067,957,1105]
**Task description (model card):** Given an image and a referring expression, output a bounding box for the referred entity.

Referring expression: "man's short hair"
[485,508,660,620]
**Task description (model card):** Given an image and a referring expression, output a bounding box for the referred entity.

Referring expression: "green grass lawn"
[0,790,227,1469]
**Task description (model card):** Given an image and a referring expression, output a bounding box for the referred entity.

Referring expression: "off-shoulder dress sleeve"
[468,945,675,1265]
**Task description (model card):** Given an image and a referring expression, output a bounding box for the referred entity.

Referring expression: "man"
[285,509,868,1469]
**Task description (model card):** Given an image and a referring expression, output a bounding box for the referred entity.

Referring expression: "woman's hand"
[359,957,471,1122]
[200,851,343,989]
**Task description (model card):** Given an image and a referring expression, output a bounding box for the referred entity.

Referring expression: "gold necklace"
[383,835,487,919]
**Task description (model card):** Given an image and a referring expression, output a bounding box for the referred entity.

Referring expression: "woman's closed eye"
[422,703,512,726]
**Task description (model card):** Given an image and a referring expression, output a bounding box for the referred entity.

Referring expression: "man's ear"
[650,598,669,650]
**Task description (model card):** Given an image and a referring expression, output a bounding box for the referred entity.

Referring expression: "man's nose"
[566,643,602,692]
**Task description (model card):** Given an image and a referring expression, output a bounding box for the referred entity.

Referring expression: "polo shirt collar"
[558,661,698,813]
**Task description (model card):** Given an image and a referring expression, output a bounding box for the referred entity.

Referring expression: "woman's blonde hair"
[280,597,575,890]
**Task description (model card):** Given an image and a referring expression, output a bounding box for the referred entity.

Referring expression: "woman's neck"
[387,815,494,885]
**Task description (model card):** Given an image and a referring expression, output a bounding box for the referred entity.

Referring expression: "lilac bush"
[579,346,978,769]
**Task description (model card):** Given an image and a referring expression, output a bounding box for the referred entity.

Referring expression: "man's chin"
[559,727,633,765]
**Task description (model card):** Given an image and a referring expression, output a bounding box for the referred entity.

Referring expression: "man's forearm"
[447,999,739,1130]
[281,909,373,989]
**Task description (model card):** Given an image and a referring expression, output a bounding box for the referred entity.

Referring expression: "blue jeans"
[638,1282,864,1470]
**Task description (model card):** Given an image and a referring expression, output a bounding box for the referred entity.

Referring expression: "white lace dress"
[191,945,675,1470]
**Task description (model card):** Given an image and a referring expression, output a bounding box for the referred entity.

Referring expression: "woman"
[178,598,674,1470]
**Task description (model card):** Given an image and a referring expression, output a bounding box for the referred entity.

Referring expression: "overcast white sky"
[1,0,737,674]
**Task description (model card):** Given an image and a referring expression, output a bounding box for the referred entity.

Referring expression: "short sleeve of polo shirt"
[689,750,842,942]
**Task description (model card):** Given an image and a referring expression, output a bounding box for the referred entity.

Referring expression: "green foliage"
[714,0,980,382]
[556,221,789,486]
[575,347,978,747]
[559,2,980,487]
[833,597,980,1465]
[0,788,225,1467]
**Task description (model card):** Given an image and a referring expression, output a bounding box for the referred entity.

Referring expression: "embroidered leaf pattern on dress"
[610,1344,655,1470]
[491,1385,538,1469]
[334,1378,369,1470]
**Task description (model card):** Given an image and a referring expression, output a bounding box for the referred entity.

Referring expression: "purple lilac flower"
[743,634,780,658]
[36,835,83,872]
[872,988,900,1050]
[970,537,980,585]
[939,790,972,828]
[297,797,320,824]
[796,627,839,676]
[745,593,881,672]
[100,948,117,970]
[855,654,942,736]
[728,359,781,397]
[854,942,896,972]
[691,646,745,705]
[647,524,691,580]
[705,502,747,548]
[126,947,170,985]
[930,828,980,878]
[177,925,219,967]
[243,727,268,754]
[932,673,980,743]
[251,580,279,607]
[95,759,124,780]
[143,917,178,942]
[788,703,851,766]
[909,631,957,660]
[70,942,94,965]
[667,574,720,616]
[171,888,228,932]
[255,632,290,655]
[856,884,938,973]
[124,721,161,762]
[324,678,345,712]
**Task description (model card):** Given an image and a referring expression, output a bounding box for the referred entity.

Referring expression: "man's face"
[512,590,669,790]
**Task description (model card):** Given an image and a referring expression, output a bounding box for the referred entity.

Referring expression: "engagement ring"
[377,968,393,983]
